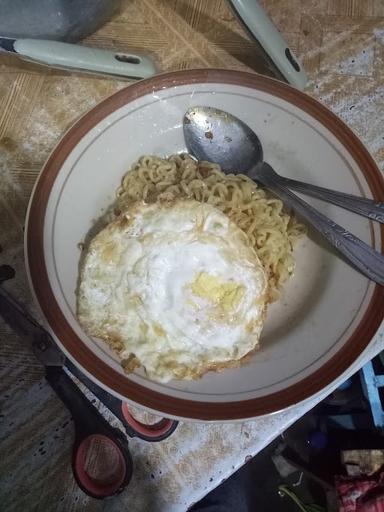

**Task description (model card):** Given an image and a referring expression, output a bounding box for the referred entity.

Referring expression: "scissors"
[0,265,177,498]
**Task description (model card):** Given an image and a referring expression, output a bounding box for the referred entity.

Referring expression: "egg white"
[77,199,268,382]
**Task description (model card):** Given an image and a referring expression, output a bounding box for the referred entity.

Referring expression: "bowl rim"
[25,69,384,420]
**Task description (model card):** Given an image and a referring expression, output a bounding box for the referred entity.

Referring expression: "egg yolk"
[190,272,245,312]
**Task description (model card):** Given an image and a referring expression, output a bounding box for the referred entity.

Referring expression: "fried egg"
[77,199,268,382]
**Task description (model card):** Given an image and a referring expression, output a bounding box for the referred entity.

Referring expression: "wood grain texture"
[0,0,383,510]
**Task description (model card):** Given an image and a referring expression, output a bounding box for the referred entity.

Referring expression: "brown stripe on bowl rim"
[26,69,384,421]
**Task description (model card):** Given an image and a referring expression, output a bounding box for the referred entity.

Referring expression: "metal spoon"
[183,106,384,285]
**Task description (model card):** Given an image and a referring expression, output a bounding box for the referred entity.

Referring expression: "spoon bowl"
[184,106,263,173]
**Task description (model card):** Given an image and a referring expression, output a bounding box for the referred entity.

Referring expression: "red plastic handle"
[121,403,175,438]
[73,434,129,498]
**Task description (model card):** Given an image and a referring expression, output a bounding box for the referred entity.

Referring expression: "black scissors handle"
[45,367,133,499]
[66,360,178,441]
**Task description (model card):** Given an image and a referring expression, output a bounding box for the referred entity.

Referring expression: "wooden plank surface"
[1,1,383,510]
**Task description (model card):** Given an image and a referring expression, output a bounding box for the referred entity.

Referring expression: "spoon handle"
[278,176,384,223]
[255,166,384,285]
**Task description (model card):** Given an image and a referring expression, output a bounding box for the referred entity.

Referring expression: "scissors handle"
[45,367,133,499]
[66,360,178,441]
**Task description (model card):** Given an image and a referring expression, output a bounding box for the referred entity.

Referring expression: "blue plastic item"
[360,359,384,428]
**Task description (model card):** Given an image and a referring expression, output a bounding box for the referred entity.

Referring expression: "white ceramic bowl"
[25,70,384,421]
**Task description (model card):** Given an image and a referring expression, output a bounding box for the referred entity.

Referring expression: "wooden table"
[1,1,383,510]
